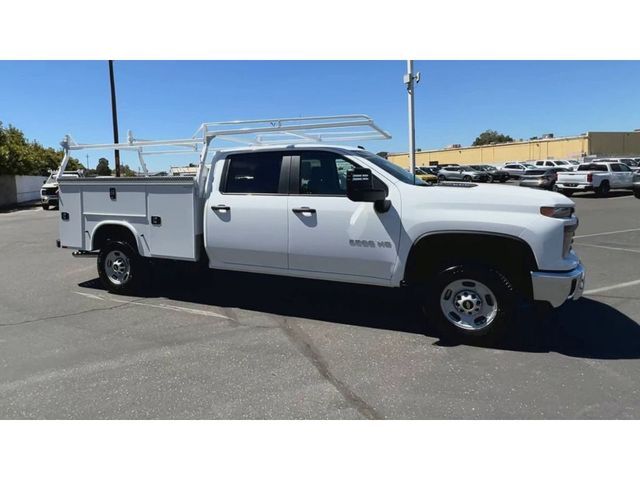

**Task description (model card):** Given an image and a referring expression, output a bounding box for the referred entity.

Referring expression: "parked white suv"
[55,116,585,343]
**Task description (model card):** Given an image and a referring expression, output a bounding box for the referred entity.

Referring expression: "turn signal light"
[540,206,574,218]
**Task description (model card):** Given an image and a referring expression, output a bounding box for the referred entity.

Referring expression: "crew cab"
[55,115,585,343]
[556,162,635,197]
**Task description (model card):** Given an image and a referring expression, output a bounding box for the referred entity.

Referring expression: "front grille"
[42,187,58,195]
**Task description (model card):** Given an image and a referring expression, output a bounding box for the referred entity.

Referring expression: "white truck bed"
[58,176,202,261]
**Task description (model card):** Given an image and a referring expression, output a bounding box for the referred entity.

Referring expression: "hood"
[404,182,574,212]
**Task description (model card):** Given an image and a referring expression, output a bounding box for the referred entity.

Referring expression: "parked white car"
[55,115,584,343]
[532,160,573,170]
[500,163,536,179]
[556,162,635,197]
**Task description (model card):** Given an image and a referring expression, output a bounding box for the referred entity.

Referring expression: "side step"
[72,250,98,258]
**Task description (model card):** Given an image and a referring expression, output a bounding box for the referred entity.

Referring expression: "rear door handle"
[211,204,231,212]
[292,207,316,214]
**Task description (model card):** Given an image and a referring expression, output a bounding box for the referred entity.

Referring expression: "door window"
[610,164,622,172]
[222,152,285,194]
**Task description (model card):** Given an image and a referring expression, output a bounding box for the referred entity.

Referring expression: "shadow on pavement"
[79,265,640,360]
[570,191,634,199]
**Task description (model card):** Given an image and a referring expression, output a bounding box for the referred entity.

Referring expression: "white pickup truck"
[556,162,635,197]
[55,115,585,343]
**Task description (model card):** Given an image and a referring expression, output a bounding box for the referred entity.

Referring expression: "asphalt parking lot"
[1,189,639,419]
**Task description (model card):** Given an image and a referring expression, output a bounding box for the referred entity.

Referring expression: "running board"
[72,250,98,258]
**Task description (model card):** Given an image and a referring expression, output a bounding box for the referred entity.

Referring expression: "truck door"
[609,163,623,187]
[617,163,634,187]
[287,151,401,281]
[205,151,289,270]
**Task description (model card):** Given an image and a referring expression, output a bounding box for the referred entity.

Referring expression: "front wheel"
[634,188,640,199]
[97,240,148,294]
[422,265,515,344]
[487,174,494,183]
[437,175,446,182]
[42,203,49,210]
[463,175,472,182]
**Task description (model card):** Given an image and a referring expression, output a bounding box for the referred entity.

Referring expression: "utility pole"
[108,60,121,177]
[404,60,420,179]
[86,154,90,170]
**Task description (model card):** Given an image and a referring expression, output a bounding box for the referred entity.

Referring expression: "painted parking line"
[574,227,640,239]
[575,243,640,254]
[584,279,640,296]
[73,291,231,320]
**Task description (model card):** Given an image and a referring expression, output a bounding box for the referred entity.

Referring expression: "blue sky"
[1,60,640,170]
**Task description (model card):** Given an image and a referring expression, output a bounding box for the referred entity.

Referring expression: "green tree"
[472,130,514,146]
[0,122,84,175]
[121,164,137,177]
[95,158,112,176]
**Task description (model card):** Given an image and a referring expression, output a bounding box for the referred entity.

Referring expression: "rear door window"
[223,152,286,194]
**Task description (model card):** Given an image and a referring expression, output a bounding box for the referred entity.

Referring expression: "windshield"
[554,160,569,165]
[353,151,427,185]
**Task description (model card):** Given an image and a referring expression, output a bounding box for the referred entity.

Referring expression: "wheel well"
[404,232,538,298]
[92,224,138,253]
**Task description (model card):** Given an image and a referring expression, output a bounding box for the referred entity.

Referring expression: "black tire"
[437,175,446,182]
[463,175,472,182]
[42,203,49,210]
[499,178,507,183]
[595,181,610,197]
[634,188,640,199]
[487,174,494,183]
[561,190,574,197]
[421,265,515,345]
[97,240,148,294]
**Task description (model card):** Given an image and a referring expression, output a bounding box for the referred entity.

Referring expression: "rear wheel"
[97,240,148,294]
[422,265,515,344]
[499,178,507,183]
[437,175,446,182]
[634,187,640,199]
[595,181,610,197]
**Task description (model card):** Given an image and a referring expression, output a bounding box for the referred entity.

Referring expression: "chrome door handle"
[292,207,316,214]
[211,204,231,212]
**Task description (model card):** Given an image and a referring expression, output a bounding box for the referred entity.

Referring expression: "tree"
[95,158,112,176]
[0,121,84,175]
[472,130,514,146]
[121,164,137,177]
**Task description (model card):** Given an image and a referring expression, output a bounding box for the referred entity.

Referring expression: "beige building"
[388,131,640,168]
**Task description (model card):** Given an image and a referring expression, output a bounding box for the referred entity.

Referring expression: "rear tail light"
[587,172,593,182]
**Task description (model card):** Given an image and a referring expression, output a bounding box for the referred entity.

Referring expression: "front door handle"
[211,204,231,212]
[292,207,316,214]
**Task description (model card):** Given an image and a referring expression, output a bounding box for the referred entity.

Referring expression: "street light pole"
[108,60,121,177]
[404,60,420,179]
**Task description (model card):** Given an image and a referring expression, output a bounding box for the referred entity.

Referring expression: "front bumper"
[41,195,59,205]
[530,262,585,308]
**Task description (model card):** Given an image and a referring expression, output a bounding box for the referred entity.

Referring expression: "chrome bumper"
[531,263,585,308]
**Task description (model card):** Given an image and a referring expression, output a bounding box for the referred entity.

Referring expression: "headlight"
[540,206,574,218]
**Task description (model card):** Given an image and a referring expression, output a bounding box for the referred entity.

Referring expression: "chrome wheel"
[104,250,131,285]
[439,278,498,331]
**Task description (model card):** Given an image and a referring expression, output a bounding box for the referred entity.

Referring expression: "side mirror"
[347,168,386,203]
[346,168,391,213]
